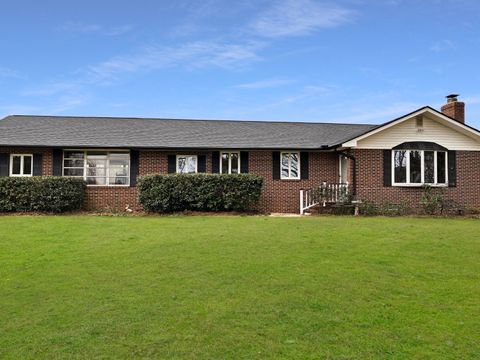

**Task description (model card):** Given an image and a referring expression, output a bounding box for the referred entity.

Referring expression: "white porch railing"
[300,182,350,214]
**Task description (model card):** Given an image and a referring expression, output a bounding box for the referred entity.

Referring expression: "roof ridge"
[4,114,377,127]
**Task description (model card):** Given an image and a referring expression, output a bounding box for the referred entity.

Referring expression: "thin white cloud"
[328,102,422,124]
[57,22,133,36]
[235,78,294,89]
[430,39,455,53]
[0,66,26,79]
[84,41,264,83]
[104,25,134,36]
[22,81,80,97]
[0,104,41,116]
[250,0,355,38]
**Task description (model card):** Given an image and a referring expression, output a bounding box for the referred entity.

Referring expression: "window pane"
[64,151,84,159]
[87,151,107,157]
[86,177,106,185]
[87,168,106,177]
[109,152,129,159]
[64,168,84,176]
[221,153,229,174]
[12,156,21,175]
[231,153,239,174]
[394,151,407,183]
[424,151,434,183]
[290,153,299,178]
[87,159,107,168]
[23,156,32,175]
[437,152,446,184]
[410,151,422,183]
[109,177,129,185]
[64,159,84,167]
[186,156,197,173]
[109,158,129,166]
[177,157,186,173]
[281,153,289,178]
[109,166,128,177]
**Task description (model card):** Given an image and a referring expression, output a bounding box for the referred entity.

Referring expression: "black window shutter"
[448,150,456,187]
[33,154,43,176]
[300,152,309,180]
[52,149,63,176]
[167,155,176,173]
[198,155,207,173]
[212,151,220,173]
[240,151,249,173]
[130,150,139,187]
[383,150,392,187]
[0,154,9,177]
[272,151,280,180]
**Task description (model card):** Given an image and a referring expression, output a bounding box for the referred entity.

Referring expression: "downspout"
[337,151,356,198]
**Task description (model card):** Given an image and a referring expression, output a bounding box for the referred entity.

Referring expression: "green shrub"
[358,200,379,216]
[138,174,263,213]
[420,185,444,215]
[0,177,86,213]
[379,199,413,216]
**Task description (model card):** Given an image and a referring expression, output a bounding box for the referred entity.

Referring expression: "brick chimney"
[441,94,465,123]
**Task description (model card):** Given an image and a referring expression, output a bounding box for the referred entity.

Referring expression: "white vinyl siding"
[355,117,480,150]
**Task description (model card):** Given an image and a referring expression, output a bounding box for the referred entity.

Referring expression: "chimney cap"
[446,94,460,102]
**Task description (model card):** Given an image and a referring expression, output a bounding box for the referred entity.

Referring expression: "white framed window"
[176,155,197,173]
[63,150,130,186]
[10,154,33,177]
[220,152,240,174]
[392,150,447,186]
[281,152,300,180]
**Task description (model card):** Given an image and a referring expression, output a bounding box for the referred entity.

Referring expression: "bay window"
[220,152,240,174]
[392,150,447,186]
[281,152,300,180]
[63,151,130,186]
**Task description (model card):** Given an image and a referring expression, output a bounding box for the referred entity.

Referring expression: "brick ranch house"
[1,95,480,214]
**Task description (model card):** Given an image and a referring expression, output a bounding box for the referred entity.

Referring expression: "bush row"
[138,174,263,213]
[0,177,86,213]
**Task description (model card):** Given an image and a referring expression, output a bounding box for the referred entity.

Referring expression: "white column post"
[300,189,304,215]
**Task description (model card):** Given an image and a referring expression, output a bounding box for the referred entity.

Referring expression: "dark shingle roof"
[0,115,377,149]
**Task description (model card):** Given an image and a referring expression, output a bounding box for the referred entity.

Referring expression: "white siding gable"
[347,112,480,151]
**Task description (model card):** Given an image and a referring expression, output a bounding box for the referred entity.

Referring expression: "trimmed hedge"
[138,174,263,213]
[0,177,86,213]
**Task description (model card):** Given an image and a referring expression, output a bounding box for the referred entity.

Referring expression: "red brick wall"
[85,187,139,211]
[249,151,338,213]
[352,149,480,210]
[3,146,479,213]
[0,147,52,175]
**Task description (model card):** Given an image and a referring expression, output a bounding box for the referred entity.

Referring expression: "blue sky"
[1,0,480,126]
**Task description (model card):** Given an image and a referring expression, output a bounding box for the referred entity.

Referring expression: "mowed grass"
[1,216,479,359]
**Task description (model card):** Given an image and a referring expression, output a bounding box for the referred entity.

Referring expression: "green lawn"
[1,216,479,359]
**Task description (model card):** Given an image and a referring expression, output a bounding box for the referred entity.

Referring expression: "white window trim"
[176,155,198,174]
[280,151,301,180]
[392,149,448,187]
[62,150,131,187]
[9,154,33,177]
[220,151,241,174]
